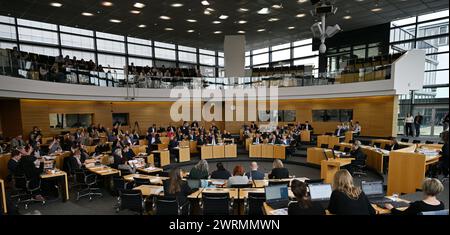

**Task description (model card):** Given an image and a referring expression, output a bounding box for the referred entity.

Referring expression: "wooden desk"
[213,145,225,159]
[300,130,311,142]
[189,141,198,154]
[0,179,6,214]
[0,153,11,180]
[344,131,354,143]
[123,174,169,184]
[40,170,69,201]
[150,150,170,167]
[371,139,393,149]
[225,144,237,158]
[53,151,72,170]
[273,145,287,160]
[249,144,262,158]
[317,135,340,149]
[87,165,121,176]
[131,145,147,155]
[134,185,164,197]
[176,147,190,162]
[160,137,170,145]
[136,166,164,175]
[245,138,252,151]
[85,145,97,154]
[321,158,354,184]
[188,188,239,199]
[306,147,327,165]
[201,145,213,159]
[387,145,441,195]
[261,144,274,158]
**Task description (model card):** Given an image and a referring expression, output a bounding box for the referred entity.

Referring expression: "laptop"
[361,181,410,208]
[265,185,290,209]
[309,183,332,208]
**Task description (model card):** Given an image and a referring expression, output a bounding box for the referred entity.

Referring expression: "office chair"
[343,147,351,153]
[401,138,409,143]
[75,169,103,201]
[412,140,421,144]
[268,180,290,187]
[13,175,45,209]
[333,145,341,151]
[373,143,381,148]
[320,144,329,149]
[352,155,368,178]
[113,176,132,196]
[133,177,151,187]
[418,209,449,215]
[384,144,392,151]
[425,141,435,144]
[116,189,146,215]
[201,192,233,215]
[245,192,266,215]
[154,196,190,215]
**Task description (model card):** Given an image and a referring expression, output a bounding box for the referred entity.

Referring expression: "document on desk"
[269,208,288,215]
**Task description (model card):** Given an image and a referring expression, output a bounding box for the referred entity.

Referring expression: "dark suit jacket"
[245,170,265,180]
[210,169,232,180]
[269,168,289,179]
[252,137,263,144]
[350,147,366,166]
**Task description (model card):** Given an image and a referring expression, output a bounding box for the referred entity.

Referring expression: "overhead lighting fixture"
[133,2,146,8]
[50,2,62,7]
[138,24,147,28]
[102,1,113,7]
[288,26,295,29]
[257,29,266,32]
[82,12,94,16]
[257,8,270,15]
[171,3,184,7]
[268,18,279,22]
[186,19,197,23]
[371,8,382,12]
[130,10,141,14]
[206,8,215,11]
[272,4,283,9]
[237,20,247,24]
[219,15,229,20]
[237,30,245,34]
[212,21,221,24]
[160,16,171,20]
[343,15,352,20]
[204,10,212,15]
[109,19,122,23]
[214,31,222,34]
[201,1,210,6]
[187,29,195,33]
[165,28,174,31]
[298,0,308,3]
[238,8,249,12]
[296,13,306,18]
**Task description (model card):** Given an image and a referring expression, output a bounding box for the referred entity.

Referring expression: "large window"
[128,43,152,57]
[200,54,216,66]
[18,27,58,45]
[96,39,125,53]
[61,33,94,49]
[97,54,126,69]
[0,24,16,40]
[154,47,176,60]
[61,49,95,61]
[20,44,59,56]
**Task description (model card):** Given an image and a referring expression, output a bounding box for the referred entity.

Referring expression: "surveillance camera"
[319,43,327,54]
[325,24,341,38]
[311,22,323,38]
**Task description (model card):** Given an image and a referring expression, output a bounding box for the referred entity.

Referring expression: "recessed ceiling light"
[268,18,279,22]
[109,19,122,23]
[130,10,141,14]
[187,19,197,23]
[237,30,245,34]
[160,16,171,20]
[238,8,249,12]
[204,10,212,15]
[257,8,270,15]
[102,1,113,7]
[297,0,308,3]
[82,12,94,16]
[165,28,174,31]
[257,29,266,32]
[187,29,195,33]
[219,15,229,20]
[288,26,295,30]
[272,4,282,9]
[201,1,210,6]
[214,31,222,34]
[296,13,306,18]
[171,3,184,7]
[237,20,247,24]
[50,2,62,7]
[371,8,382,12]
[133,2,146,8]
[206,8,215,12]
[138,24,147,28]
[212,21,221,24]
[343,15,352,19]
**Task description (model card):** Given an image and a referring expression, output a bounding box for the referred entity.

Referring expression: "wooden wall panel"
[0,99,23,138]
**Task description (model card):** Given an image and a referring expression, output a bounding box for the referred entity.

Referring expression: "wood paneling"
[0,99,23,138]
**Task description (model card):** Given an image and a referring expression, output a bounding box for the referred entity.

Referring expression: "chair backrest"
[247,192,266,215]
[425,141,435,144]
[230,183,253,188]
[202,192,230,215]
[412,140,421,144]
[401,138,409,143]
[320,144,329,149]
[85,174,97,185]
[419,209,449,215]
[343,147,351,153]
[113,176,127,191]
[119,189,144,214]
[13,174,27,190]
[74,169,87,184]
[134,177,151,186]
[155,196,179,215]
[333,145,341,151]
[268,180,290,187]
[384,144,392,151]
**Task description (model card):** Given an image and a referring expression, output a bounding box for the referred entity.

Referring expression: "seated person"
[328,169,375,215]
[163,168,194,207]
[210,162,232,180]
[352,121,362,136]
[252,133,263,144]
[227,165,249,187]
[390,137,402,151]
[188,159,209,180]
[123,144,136,161]
[385,178,445,215]
[7,150,22,181]
[301,121,313,131]
[16,153,45,201]
[334,125,346,137]
[67,149,83,171]
[48,137,62,154]
[245,162,265,180]
[288,180,325,215]
[268,159,289,179]
[344,141,367,174]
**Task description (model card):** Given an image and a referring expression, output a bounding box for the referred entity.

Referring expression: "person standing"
[405,114,414,137]
[414,112,423,137]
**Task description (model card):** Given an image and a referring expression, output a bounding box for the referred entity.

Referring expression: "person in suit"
[67,149,83,171]
[252,133,263,144]
[250,122,258,130]
[11,134,26,150]
[328,169,375,215]
[197,134,206,146]
[288,180,326,215]
[245,162,265,180]
[7,150,22,181]
[334,125,345,137]
[189,160,209,180]
[123,144,136,161]
[210,162,232,180]
[163,168,194,209]
[227,165,249,187]
[344,140,367,174]
[439,131,449,178]
[353,121,362,137]
[268,159,289,179]
[148,124,157,134]
[191,121,199,128]
[302,121,313,131]
[207,133,218,145]
[16,153,45,202]
[385,178,445,215]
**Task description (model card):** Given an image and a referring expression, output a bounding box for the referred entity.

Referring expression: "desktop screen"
[361,181,384,196]
[265,185,289,201]
[309,184,332,201]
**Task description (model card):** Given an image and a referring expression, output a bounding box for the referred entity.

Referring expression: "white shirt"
[228,175,249,187]
[405,117,414,123]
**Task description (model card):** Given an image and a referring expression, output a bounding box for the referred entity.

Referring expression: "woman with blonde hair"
[268,159,289,179]
[328,169,375,215]
[189,159,209,179]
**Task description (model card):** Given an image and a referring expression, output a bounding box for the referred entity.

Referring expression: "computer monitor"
[309,184,332,201]
[361,181,384,197]
[187,179,201,190]
[265,185,289,202]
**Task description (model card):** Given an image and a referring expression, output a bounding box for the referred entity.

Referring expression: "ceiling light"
[160,16,171,20]
[82,12,94,16]
[109,19,122,23]
[257,8,270,15]
[204,10,211,15]
[165,28,174,31]
[187,29,195,33]
[237,20,247,24]
[257,29,266,32]
[214,31,222,34]
[219,15,229,20]
[296,13,306,18]
[237,30,245,34]
[50,2,62,7]
[268,18,279,22]
[102,1,113,7]
[201,1,210,6]
[343,15,352,20]
[138,24,147,28]
[371,8,382,12]
[133,2,146,8]
[187,19,197,23]
[130,10,141,14]
[272,4,282,9]
[212,21,221,24]
[171,3,184,7]
[206,8,215,11]
[297,0,308,3]
[288,26,295,30]
[238,8,249,12]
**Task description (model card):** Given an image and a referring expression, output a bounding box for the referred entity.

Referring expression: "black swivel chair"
[401,138,409,143]
[333,145,341,151]
[320,144,329,149]
[154,196,190,215]
[13,175,45,209]
[425,141,435,144]
[245,192,266,215]
[75,169,103,201]
[412,140,421,144]
[201,192,233,215]
[133,177,151,187]
[116,189,146,215]
[352,154,368,178]
[231,183,253,215]
[384,144,393,151]
[343,147,351,153]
